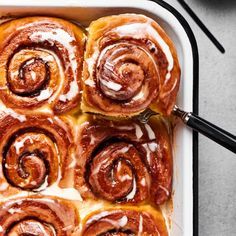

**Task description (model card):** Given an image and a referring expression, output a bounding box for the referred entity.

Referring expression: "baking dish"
[0,0,199,235]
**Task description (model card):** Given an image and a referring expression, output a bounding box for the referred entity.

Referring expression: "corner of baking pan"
[148,0,199,235]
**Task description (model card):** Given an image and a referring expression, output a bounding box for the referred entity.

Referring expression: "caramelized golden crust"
[82,206,168,236]
[82,14,180,117]
[0,17,86,114]
[0,197,80,236]
[75,114,172,206]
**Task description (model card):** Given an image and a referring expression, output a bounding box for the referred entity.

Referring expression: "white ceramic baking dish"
[0,0,199,235]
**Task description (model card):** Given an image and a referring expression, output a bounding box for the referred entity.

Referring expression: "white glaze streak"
[144,124,155,140]
[138,215,143,236]
[59,80,79,102]
[102,215,128,228]
[30,29,79,102]
[134,124,143,139]
[126,178,137,200]
[114,21,174,80]
[36,89,53,102]
[100,79,122,91]
[14,136,33,154]
[0,183,8,191]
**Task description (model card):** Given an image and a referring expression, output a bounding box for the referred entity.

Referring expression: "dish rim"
[152,1,199,235]
[0,0,199,235]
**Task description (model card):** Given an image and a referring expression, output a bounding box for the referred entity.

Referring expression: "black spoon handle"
[174,107,236,153]
[176,0,225,53]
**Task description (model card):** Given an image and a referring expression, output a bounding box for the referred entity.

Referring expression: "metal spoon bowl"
[136,106,236,153]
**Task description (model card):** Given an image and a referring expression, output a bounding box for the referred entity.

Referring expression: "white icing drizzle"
[142,143,151,164]
[0,182,8,191]
[91,157,109,175]
[41,180,82,202]
[144,124,155,140]
[14,136,34,154]
[36,89,53,102]
[138,215,143,236]
[100,150,109,157]
[68,156,77,169]
[100,79,122,91]
[102,215,128,228]
[34,176,49,192]
[84,78,96,87]
[39,224,53,236]
[0,190,28,200]
[86,50,99,76]
[36,198,56,204]
[62,225,73,231]
[119,145,132,154]
[47,118,54,124]
[37,106,53,114]
[90,135,96,145]
[42,55,54,62]
[134,124,143,139]
[4,164,11,169]
[142,142,158,164]
[140,178,146,187]
[113,21,174,80]
[125,178,137,200]
[24,58,35,66]
[30,29,77,75]
[148,142,158,152]
[160,204,171,236]
[16,200,23,205]
[79,202,106,220]
[111,168,116,187]
[34,155,82,201]
[159,185,170,196]
[86,211,110,225]
[132,90,144,101]
[5,108,26,122]
[0,226,3,232]
[117,161,122,172]
[163,75,178,94]
[118,174,132,182]
[96,44,117,68]
[116,125,134,131]
[166,72,171,80]
[17,22,41,30]
[8,208,22,214]
[37,48,65,104]
[30,30,78,102]
[59,80,79,102]
[129,84,150,104]
[118,216,128,227]
[30,71,37,81]
[47,187,83,201]
[53,117,70,136]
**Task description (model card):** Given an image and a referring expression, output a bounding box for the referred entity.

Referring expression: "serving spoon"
[136,106,236,153]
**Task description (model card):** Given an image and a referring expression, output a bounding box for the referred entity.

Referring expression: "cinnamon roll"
[75,114,172,205]
[82,206,168,235]
[0,15,176,235]
[82,14,180,117]
[0,17,85,114]
[0,197,80,235]
[0,110,75,197]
